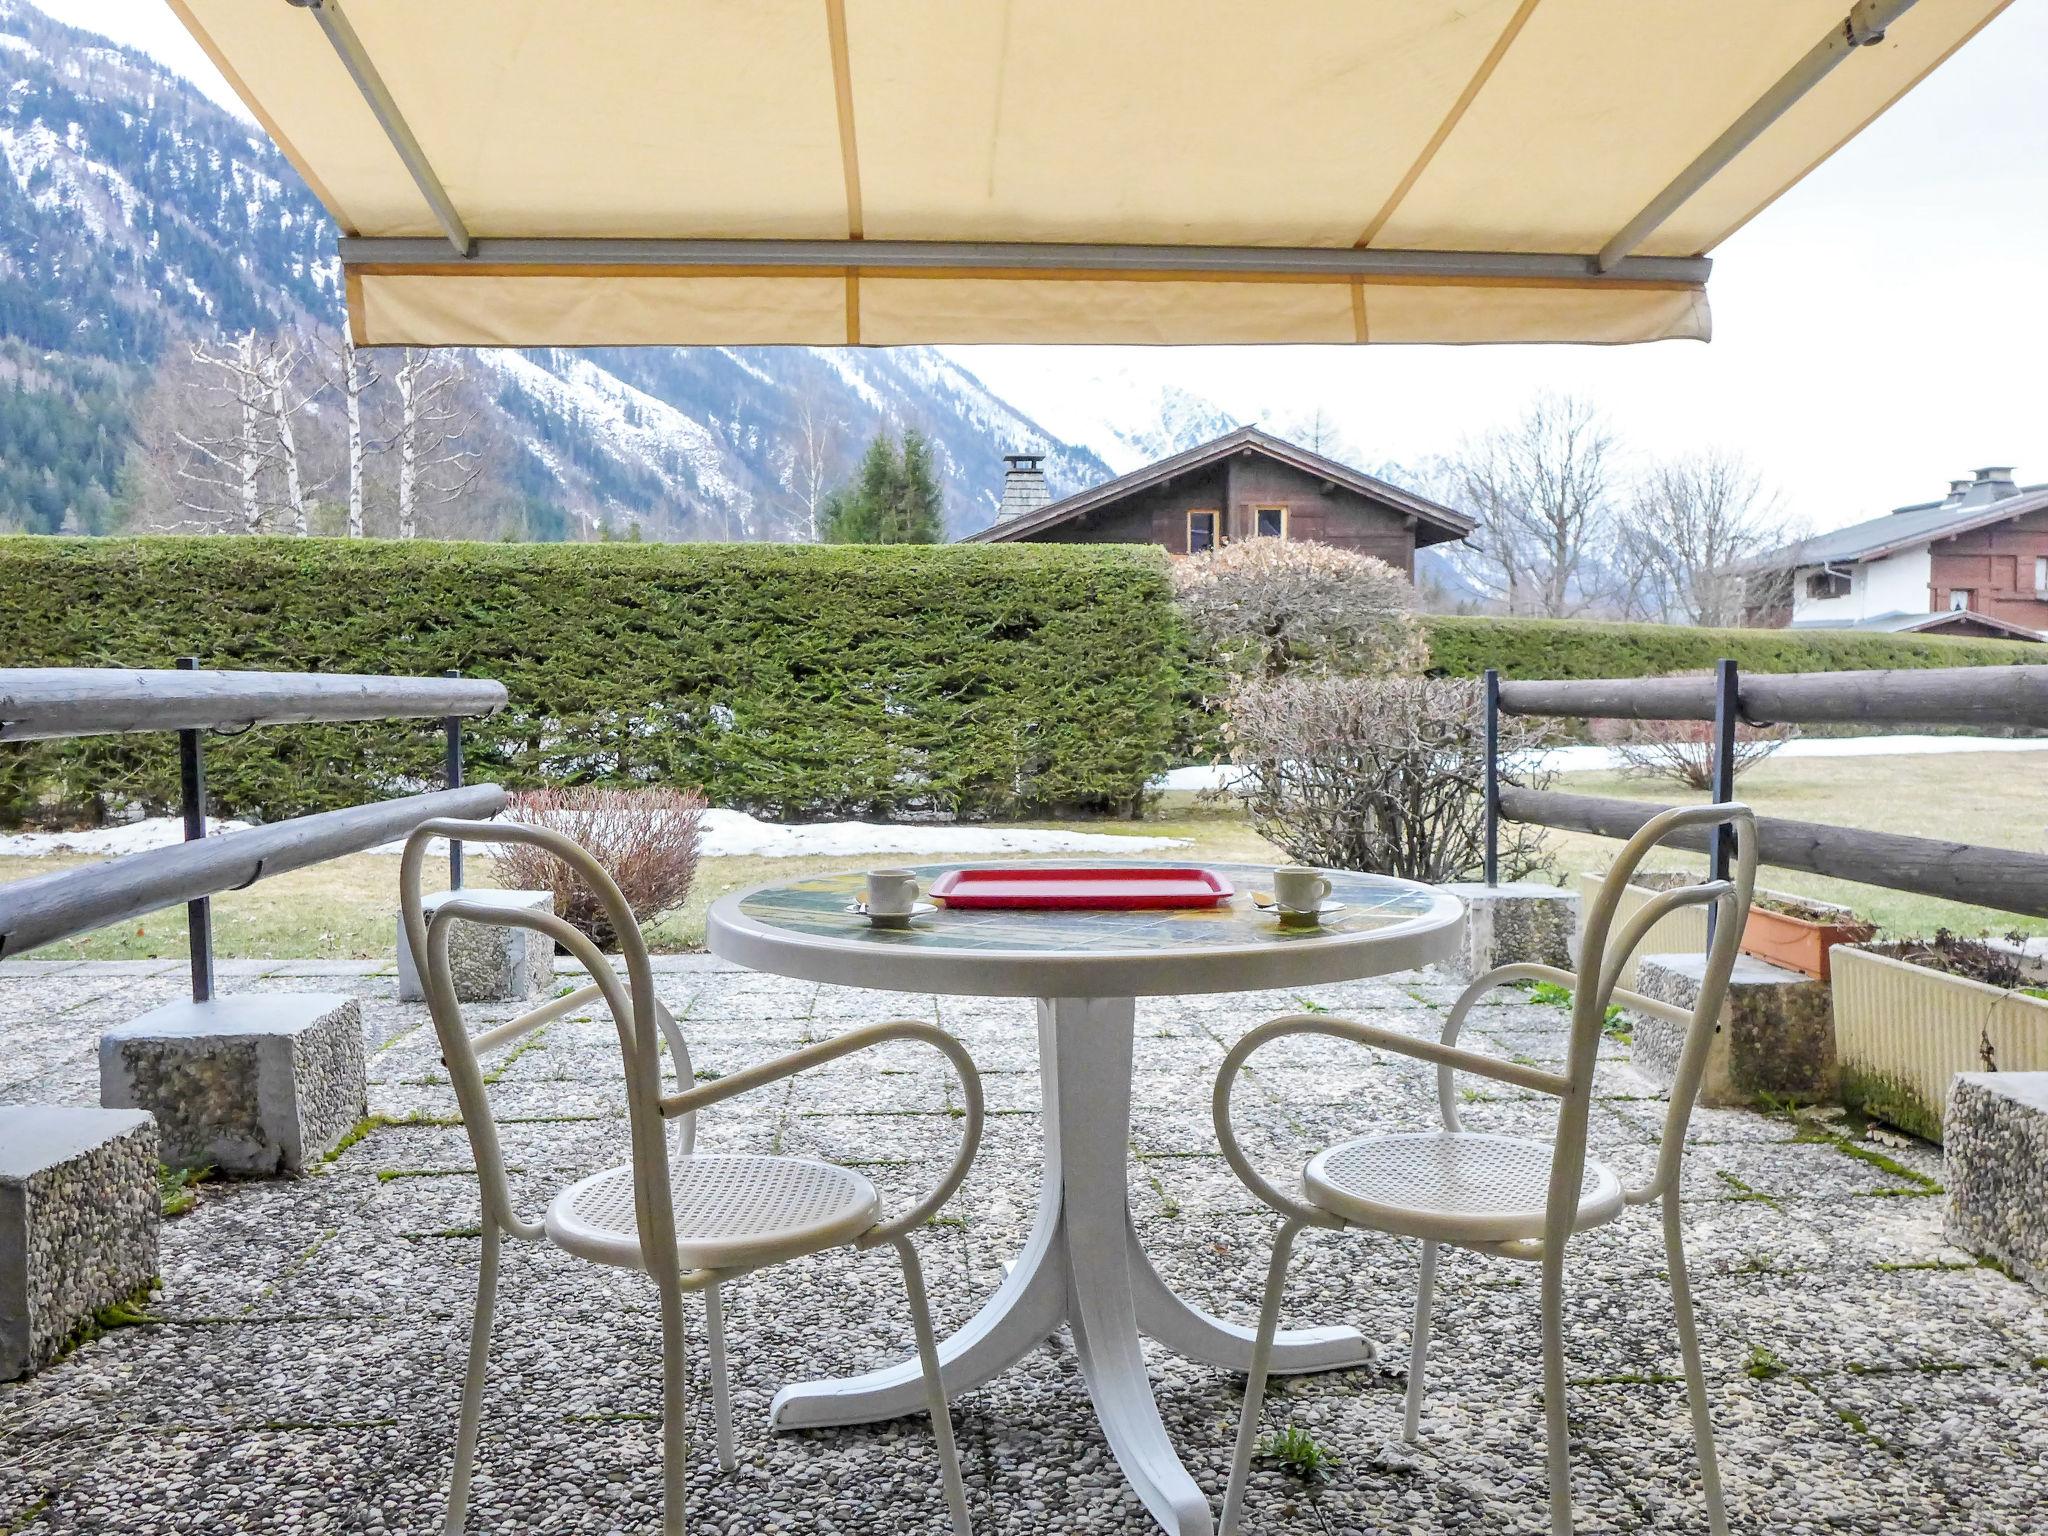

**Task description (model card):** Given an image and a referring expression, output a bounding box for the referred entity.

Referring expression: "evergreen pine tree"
[819,429,944,544]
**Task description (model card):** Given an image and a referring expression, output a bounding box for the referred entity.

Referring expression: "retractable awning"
[170,0,2009,348]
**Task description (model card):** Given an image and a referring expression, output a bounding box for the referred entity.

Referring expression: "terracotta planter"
[1832,945,2048,1143]
[1739,900,1876,981]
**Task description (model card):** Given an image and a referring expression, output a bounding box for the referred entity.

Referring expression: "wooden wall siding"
[1928,507,2048,631]
[1009,453,1421,575]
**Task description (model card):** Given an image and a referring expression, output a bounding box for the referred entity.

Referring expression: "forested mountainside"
[0,0,1117,541]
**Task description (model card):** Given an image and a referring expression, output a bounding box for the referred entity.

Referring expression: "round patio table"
[706,861,1464,1536]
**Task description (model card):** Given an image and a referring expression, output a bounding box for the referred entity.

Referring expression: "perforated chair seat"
[1301,1131,1624,1247]
[547,1153,882,1272]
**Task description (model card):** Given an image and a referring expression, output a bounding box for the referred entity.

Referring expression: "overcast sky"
[33,0,2048,534]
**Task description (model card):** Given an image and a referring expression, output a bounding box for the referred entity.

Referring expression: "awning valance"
[169,0,2009,347]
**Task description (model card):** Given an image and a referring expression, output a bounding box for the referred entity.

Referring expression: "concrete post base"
[1629,952,1834,1106]
[1945,1073,2048,1294]
[1438,881,1578,979]
[100,994,366,1174]
[1,1106,159,1380]
[397,887,555,1003]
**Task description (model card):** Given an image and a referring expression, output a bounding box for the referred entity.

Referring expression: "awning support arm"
[336,236,1710,287]
[1596,0,1917,272]
[287,0,473,257]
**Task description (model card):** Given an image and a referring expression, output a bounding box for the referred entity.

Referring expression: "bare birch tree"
[1618,449,1799,627]
[784,383,844,542]
[335,337,379,537]
[1450,393,1617,616]
[387,349,482,538]
[146,331,322,534]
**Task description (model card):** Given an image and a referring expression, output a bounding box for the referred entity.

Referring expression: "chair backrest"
[1543,802,1758,1235]
[398,819,684,1283]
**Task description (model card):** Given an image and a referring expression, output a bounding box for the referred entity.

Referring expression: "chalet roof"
[1788,609,2044,641]
[1755,482,2048,570]
[962,426,1475,546]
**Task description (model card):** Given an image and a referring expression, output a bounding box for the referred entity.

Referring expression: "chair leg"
[1539,1243,1573,1536]
[1665,1193,1730,1536]
[444,1223,501,1535]
[1220,1219,1302,1536]
[1403,1239,1439,1444]
[706,1282,736,1472]
[893,1236,972,1536]
[655,1269,690,1536]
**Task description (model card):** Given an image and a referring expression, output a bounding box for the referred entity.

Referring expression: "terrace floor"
[2,956,2044,1534]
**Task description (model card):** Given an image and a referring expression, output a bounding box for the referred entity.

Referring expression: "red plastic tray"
[927,867,1235,910]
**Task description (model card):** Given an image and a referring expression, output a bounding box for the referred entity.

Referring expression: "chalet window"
[1949,588,1975,612]
[1187,510,1217,553]
[2036,556,2047,593]
[1804,568,1851,600]
[1254,506,1287,538]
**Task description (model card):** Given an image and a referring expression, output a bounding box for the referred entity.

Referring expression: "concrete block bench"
[2,1106,159,1380]
[396,887,555,1003]
[101,994,365,1175]
[1944,1073,2048,1293]
[1439,881,1578,979]
[1628,952,1834,1106]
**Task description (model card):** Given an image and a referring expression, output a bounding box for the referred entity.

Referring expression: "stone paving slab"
[3,959,2047,1533]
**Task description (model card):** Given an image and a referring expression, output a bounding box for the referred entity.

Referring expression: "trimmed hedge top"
[0,537,1192,823]
[1420,613,2042,679]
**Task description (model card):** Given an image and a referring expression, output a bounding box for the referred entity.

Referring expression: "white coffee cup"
[1273,865,1332,914]
[866,869,919,915]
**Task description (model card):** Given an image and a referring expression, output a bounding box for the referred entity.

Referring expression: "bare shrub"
[1171,539,1426,679]
[1225,674,1553,882]
[1589,715,1790,791]
[492,787,705,949]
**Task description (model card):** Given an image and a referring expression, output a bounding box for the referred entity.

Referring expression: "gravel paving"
[3,956,2044,1533]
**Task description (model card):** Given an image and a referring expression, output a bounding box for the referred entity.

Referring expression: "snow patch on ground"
[0,810,1187,862]
[1156,734,2048,791]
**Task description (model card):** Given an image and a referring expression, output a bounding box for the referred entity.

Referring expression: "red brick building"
[962,426,1472,577]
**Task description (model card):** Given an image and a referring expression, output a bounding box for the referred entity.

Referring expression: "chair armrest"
[1436,962,1585,1130]
[659,1020,984,1248]
[1213,1012,1571,1226]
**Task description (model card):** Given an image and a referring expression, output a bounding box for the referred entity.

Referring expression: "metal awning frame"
[292,0,1921,311]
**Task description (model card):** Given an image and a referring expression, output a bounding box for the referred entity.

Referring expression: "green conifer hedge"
[0,537,1192,823]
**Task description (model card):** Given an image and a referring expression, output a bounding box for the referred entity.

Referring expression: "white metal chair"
[1213,802,1758,1536]
[399,819,981,1536]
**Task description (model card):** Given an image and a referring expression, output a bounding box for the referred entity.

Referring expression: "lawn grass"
[1,808,1281,962]
[4,750,2038,964]
[1538,750,2048,939]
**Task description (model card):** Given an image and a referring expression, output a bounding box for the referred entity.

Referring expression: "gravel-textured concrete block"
[100,994,365,1174]
[1630,952,1834,1106]
[1,1105,159,1380]
[1945,1073,2048,1293]
[396,888,554,1003]
[1439,881,1576,978]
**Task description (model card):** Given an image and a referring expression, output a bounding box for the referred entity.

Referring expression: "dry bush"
[492,787,705,949]
[1225,674,1553,882]
[1171,539,1427,679]
[1589,715,1790,791]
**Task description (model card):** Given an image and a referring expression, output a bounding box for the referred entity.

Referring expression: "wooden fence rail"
[1498,664,2048,731]
[1500,786,2048,919]
[0,784,507,959]
[0,668,506,742]
[1484,661,2048,919]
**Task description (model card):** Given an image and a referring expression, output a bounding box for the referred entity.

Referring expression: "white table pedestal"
[770,996,1379,1536]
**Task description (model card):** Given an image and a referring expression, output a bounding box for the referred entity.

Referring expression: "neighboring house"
[1749,466,2048,641]
[963,425,1473,577]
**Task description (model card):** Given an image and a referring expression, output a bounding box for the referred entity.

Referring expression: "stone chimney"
[996,451,1050,523]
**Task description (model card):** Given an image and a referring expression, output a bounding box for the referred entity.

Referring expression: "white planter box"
[1831,946,2048,1144]
[1576,872,1708,990]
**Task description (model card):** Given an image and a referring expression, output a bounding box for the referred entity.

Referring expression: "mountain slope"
[0,0,1110,540]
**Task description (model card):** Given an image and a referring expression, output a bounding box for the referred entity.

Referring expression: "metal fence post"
[1707,657,1740,941]
[444,668,464,891]
[176,655,214,1004]
[1482,667,1501,887]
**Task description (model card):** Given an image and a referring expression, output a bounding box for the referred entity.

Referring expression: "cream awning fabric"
[170,0,2009,348]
